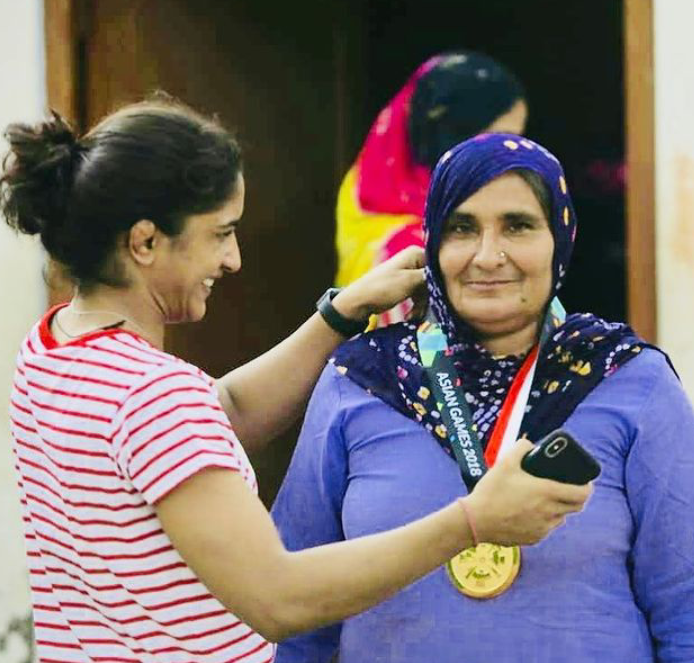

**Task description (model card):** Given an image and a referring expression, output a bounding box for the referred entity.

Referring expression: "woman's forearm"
[158,466,471,643]
[267,499,472,639]
[216,310,350,455]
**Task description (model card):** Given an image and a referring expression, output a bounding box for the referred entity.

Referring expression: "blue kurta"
[271,348,694,662]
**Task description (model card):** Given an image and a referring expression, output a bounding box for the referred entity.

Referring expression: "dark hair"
[1,97,242,288]
[409,51,525,169]
[514,169,553,224]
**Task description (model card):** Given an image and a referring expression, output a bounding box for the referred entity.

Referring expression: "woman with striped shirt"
[2,99,590,663]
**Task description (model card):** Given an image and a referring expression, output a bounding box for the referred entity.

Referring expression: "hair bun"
[1,110,79,245]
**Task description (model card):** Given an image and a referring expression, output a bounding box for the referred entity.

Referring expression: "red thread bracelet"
[457,498,479,547]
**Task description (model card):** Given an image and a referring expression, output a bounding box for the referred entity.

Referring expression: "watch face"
[317,288,336,308]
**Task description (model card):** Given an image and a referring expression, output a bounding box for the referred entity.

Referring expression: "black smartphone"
[521,429,600,485]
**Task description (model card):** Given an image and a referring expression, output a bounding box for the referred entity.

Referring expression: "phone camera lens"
[545,437,568,458]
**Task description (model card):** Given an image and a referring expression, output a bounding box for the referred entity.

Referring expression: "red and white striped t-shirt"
[9,305,275,663]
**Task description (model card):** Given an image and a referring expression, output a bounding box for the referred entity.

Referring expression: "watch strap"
[316,288,367,338]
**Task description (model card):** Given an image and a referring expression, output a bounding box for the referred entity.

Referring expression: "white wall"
[654,0,694,397]
[0,1,46,661]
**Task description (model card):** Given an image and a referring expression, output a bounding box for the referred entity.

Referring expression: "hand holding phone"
[521,429,600,485]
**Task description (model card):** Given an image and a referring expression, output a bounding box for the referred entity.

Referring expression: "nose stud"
[498,251,507,261]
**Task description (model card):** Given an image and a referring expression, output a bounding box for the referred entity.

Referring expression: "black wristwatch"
[316,287,369,338]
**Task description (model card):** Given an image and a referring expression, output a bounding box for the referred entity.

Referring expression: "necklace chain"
[54,304,147,340]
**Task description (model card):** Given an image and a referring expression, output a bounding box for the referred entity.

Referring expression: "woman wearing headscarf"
[336,51,527,324]
[273,134,694,662]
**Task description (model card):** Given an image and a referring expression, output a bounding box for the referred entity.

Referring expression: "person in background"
[2,101,589,663]
[273,133,694,662]
[336,50,527,324]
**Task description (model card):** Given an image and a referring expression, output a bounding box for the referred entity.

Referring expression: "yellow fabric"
[334,167,420,287]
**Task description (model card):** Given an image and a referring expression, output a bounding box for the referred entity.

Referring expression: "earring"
[498,251,507,261]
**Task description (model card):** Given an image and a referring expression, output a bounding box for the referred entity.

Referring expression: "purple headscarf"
[332,134,651,450]
[425,134,575,347]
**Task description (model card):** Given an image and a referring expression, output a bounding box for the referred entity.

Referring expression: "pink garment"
[377,221,426,326]
[379,220,425,263]
[356,57,442,216]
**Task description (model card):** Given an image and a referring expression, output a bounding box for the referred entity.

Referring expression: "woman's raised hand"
[465,438,593,547]
[332,246,426,321]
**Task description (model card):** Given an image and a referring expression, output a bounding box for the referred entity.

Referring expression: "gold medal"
[447,543,521,599]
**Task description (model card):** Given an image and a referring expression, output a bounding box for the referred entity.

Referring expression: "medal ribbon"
[417,298,565,491]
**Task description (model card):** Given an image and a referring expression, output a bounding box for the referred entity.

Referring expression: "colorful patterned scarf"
[332,134,649,450]
[335,52,525,325]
